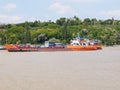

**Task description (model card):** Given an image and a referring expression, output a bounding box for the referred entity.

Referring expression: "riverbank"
[0,46,120,90]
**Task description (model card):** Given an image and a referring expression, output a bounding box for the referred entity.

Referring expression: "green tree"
[83,18,91,25]
[6,25,24,44]
[56,17,66,26]
[61,22,67,41]
[24,22,31,44]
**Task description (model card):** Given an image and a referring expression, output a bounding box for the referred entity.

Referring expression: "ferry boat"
[5,37,102,52]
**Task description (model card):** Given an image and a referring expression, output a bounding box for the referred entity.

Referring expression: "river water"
[0,47,120,90]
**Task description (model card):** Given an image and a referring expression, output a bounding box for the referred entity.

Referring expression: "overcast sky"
[0,0,120,23]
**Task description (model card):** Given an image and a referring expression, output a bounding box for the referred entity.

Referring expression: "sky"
[0,0,120,23]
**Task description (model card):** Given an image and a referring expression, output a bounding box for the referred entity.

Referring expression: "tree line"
[0,16,120,45]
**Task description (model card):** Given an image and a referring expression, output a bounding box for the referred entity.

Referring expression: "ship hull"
[66,45,100,51]
[5,44,102,52]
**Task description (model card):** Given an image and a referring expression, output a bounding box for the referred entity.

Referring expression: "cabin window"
[80,43,82,45]
[83,43,86,46]
[73,43,79,45]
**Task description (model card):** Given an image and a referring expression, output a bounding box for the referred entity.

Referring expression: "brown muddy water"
[0,46,120,90]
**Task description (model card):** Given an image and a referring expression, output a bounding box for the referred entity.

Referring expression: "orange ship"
[5,37,102,52]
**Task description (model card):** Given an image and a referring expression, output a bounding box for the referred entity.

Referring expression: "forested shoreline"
[0,16,120,45]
